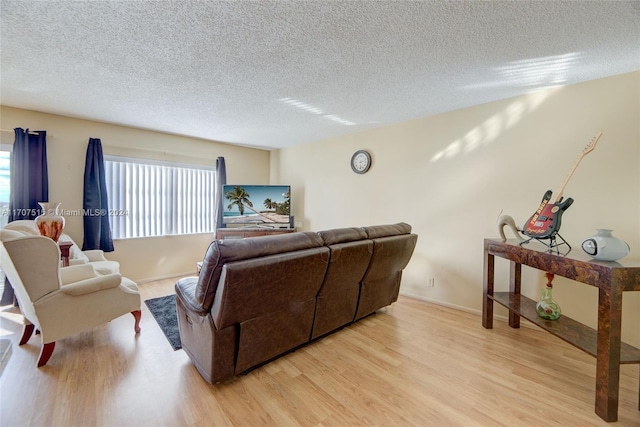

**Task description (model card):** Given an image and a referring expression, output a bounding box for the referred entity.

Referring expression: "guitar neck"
[551,132,602,204]
[551,155,584,203]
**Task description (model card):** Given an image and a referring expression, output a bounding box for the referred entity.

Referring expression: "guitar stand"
[520,232,571,255]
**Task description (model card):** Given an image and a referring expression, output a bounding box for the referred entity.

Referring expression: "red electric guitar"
[523,132,602,239]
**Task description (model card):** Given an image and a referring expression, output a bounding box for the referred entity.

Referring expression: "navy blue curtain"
[82,138,113,252]
[8,128,48,221]
[3,128,48,305]
[214,157,226,230]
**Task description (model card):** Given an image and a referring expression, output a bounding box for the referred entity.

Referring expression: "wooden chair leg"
[37,342,55,367]
[131,310,141,334]
[19,324,35,345]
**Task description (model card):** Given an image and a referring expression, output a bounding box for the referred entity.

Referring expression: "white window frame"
[104,155,217,239]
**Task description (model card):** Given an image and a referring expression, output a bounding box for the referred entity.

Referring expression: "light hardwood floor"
[0,276,638,427]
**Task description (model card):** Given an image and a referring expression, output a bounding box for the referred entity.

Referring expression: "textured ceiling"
[1,1,639,150]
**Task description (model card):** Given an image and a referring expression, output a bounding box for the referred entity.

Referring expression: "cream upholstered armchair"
[0,230,141,366]
[3,220,119,275]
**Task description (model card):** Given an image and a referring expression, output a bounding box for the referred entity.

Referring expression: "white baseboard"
[133,278,536,330]
[399,290,480,314]
[136,271,196,284]
[398,290,538,329]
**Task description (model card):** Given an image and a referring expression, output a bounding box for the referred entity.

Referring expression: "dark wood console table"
[58,241,73,267]
[482,238,640,422]
[215,228,295,240]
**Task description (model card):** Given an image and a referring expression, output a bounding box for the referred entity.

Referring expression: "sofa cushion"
[0,229,28,241]
[311,236,373,339]
[362,222,412,239]
[355,232,418,319]
[4,220,40,236]
[195,231,324,311]
[317,227,367,245]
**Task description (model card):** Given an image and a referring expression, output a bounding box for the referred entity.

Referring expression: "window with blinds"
[0,150,10,229]
[104,156,216,239]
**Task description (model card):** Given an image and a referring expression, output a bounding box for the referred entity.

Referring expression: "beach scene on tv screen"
[223,185,290,224]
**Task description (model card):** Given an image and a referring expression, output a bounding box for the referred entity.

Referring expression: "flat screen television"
[222,184,291,227]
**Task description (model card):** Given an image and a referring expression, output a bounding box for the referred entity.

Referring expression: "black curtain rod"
[0,128,46,136]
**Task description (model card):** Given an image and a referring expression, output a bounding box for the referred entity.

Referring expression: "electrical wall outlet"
[428,277,435,287]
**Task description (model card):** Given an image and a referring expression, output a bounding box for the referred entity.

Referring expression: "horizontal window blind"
[104,157,216,239]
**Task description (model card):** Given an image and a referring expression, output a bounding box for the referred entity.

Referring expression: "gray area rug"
[144,294,181,350]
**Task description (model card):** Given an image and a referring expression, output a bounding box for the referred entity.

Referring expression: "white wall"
[2,72,638,347]
[0,106,271,282]
[272,71,640,347]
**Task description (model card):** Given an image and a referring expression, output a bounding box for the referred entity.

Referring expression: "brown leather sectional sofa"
[175,223,418,384]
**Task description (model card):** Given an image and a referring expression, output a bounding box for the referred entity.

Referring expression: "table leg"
[508,261,521,328]
[482,250,494,329]
[58,242,72,267]
[595,285,623,422]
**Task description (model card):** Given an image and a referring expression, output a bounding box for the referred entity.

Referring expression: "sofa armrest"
[59,264,98,285]
[60,274,122,296]
[83,250,108,262]
[175,276,207,315]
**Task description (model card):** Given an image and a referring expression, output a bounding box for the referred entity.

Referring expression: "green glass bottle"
[536,272,561,320]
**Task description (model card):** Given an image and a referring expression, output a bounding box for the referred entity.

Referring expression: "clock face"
[351,150,371,174]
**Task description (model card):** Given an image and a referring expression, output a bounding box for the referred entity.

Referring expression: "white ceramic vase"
[581,229,630,262]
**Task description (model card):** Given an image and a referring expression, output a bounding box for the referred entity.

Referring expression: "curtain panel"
[214,156,226,230]
[82,138,114,252]
[8,128,48,221]
[3,128,48,305]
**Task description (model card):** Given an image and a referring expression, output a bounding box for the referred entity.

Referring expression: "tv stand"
[216,227,295,240]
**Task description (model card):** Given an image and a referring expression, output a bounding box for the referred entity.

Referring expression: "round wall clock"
[351,150,371,174]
